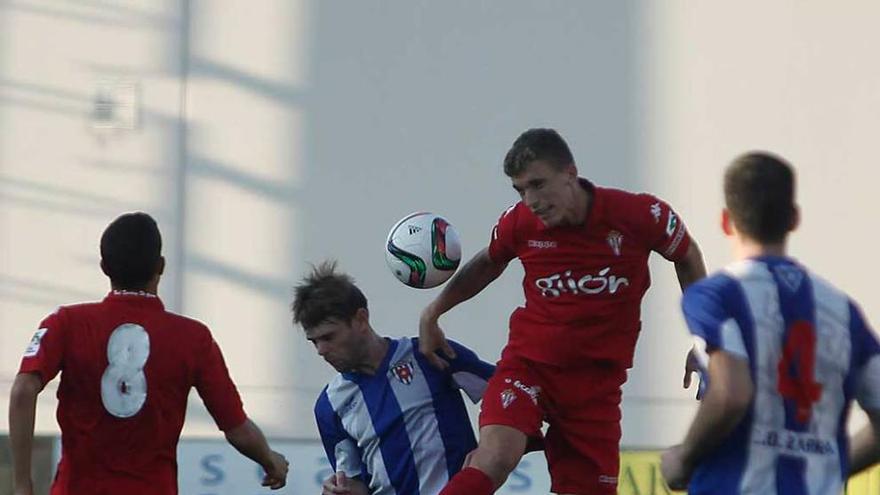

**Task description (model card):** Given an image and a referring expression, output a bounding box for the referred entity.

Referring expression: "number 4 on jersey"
[777,321,823,424]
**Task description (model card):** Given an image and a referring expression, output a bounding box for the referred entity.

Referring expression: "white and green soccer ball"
[385,212,462,289]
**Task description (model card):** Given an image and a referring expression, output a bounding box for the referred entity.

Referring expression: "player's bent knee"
[470,425,528,484]
[467,447,520,486]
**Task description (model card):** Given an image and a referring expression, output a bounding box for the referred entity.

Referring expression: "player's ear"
[353,307,369,329]
[100,259,110,277]
[721,208,735,236]
[565,162,577,179]
[156,256,165,276]
[789,205,800,232]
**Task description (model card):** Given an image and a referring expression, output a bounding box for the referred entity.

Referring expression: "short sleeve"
[315,390,364,477]
[850,303,880,411]
[18,309,67,385]
[193,329,248,431]
[636,194,692,261]
[487,205,518,264]
[681,275,749,361]
[446,340,495,403]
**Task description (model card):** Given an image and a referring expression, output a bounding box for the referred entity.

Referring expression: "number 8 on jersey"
[101,323,151,418]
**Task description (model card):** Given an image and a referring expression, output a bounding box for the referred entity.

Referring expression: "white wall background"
[2,0,879,452]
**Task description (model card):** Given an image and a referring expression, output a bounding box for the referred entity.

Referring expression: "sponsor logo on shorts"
[500,388,517,409]
[504,378,541,405]
[598,475,618,485]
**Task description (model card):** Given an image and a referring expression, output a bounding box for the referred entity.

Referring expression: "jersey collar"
[342,337,397,382]
[579,178,601,228]
[536,177,600,232]
[104,290,165,309]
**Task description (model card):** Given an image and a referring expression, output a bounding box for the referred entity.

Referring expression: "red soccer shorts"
[479,354,628,495]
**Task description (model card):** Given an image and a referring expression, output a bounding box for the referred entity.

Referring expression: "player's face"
[511,160,579,227]
[305,318,366,372]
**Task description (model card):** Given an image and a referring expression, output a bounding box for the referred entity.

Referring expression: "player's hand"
[418,305,456,370]
[682,347,702,399]
[13,481,34,495]
[322,471,350,494]
[260,450,289,490]
[660,444,692,491]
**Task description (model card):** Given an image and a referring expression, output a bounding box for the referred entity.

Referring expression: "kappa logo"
[500,388,517,409]
[607,230,623,256]
[390,360,416,385]
[527,240,557,249]
[408,225,422,235]
[503,378,541,405]
[650,202,662,223]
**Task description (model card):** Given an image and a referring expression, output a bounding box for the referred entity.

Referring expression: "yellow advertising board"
[618,451,880,495]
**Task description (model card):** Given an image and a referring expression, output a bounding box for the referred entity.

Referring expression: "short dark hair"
[291,260,368,330]
[100,212,162,289]
[724,152,796,244]
[503,128,575,177]
[504,128,574,177]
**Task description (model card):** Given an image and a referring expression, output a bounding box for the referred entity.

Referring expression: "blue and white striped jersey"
[682,256,880,495]
[314,337,494,495]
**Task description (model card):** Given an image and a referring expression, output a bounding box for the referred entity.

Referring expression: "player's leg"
[545,421,620,495]
[542,362,626,495]
[466,424,529,484]
[440,357,544,495]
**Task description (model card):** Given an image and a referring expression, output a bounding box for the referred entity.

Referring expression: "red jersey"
[19,291,247,495]
[488,179,691,367]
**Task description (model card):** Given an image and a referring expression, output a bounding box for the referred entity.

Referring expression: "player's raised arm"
[419,247,507,369]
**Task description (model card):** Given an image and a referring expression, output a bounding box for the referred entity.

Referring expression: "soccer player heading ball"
[420,128,707,495]
[661,152,880,494]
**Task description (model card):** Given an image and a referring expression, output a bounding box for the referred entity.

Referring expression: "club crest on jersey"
[607,230,623,256]
[650,202,662,223]
[390,360,415,385]
[500,388,517,409]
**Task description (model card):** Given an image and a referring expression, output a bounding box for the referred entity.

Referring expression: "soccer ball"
[385,212,462,288]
